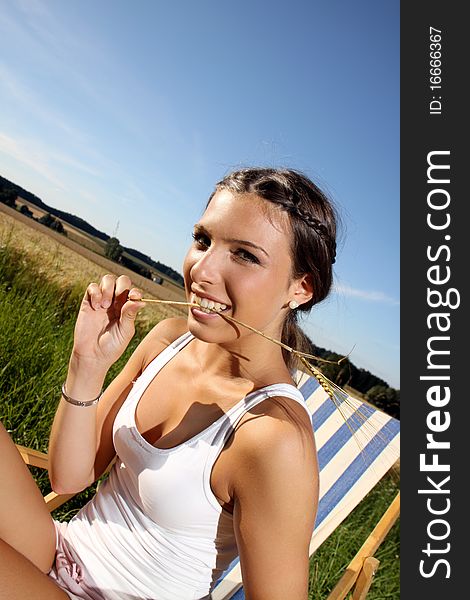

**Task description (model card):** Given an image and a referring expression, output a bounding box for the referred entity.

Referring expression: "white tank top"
[61,331,312,600]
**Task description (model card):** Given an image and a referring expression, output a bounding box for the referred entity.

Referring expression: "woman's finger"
[128,287,142,302]
[85,282,102,310]
[115,275,133,299]
[99,274,117,309]
[112,275,134,315]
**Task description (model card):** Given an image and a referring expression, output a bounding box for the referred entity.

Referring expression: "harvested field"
[15,198,102,250]
[0,204,187,326]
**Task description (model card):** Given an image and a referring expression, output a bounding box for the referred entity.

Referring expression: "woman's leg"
[0,420,57,573]
[0,538,69,599]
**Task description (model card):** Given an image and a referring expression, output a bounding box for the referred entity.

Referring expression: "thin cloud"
[0,131,66,189]
[0,130,101,187]
[334,283,399,306]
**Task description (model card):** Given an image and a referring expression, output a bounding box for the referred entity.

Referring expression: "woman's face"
[182,189,308,344]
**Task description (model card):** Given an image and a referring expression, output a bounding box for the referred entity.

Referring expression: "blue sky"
[0,0,400,388]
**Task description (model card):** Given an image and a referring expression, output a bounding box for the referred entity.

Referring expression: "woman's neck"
[188,332,292,388]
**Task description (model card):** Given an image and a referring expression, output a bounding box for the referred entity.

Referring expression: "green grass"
[0,242,399,599]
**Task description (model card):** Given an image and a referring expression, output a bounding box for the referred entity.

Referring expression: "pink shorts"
[48,521,102,600]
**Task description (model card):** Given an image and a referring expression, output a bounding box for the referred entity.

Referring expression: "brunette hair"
[208,167,338,372]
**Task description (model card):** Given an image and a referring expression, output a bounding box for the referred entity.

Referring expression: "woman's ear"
[290,273,314,307]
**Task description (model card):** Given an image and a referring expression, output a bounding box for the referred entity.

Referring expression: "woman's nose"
[190,246,223,284]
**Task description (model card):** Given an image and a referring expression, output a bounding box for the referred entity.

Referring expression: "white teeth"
[193,294,228,313]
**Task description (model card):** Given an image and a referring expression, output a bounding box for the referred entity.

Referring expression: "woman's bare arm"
[48,335,146,494]
[48,272,187,493]
[231,399,318,600]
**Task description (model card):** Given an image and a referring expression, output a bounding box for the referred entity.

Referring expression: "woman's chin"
[187,310,240,344]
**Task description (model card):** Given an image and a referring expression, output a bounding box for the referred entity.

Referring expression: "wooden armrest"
[43,490,78,512]
[15,444,49,470]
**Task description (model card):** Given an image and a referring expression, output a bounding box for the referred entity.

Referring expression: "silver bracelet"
[61,383,102,407]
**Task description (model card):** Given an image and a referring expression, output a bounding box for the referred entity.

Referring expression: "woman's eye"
[233,249,260,264]
[192,232,210,249]
[192,233,259,264]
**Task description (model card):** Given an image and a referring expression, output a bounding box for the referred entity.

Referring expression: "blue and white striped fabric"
[210,372,400,600]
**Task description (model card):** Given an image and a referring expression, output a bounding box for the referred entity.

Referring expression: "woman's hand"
[71,274,146,370]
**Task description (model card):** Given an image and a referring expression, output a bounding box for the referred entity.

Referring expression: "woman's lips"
[190,305,223,320]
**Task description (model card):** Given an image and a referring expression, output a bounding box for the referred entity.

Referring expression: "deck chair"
[209,371,400,600]
[17,371,400,600]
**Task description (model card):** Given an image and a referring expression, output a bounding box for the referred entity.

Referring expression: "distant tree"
[50,219,66,234]
[105,237,123,262]
[0,185,17,208]
[0,176,43,209]
[352,368,375,393]
[19,204,34,218]
[318,362,340,383]
[38,213,67,235]
[366,385,400,419]
[39,213,55,227]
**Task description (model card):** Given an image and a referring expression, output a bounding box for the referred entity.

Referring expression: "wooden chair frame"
[327,491,400,600]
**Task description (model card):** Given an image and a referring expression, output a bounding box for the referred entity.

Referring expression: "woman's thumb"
[120,295,145,331]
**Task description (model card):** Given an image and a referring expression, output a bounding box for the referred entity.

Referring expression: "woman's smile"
[190,291,231,320]
[190,291,229,313]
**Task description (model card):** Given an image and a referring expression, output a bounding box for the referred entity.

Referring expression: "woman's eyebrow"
[226,237,269,257]
[193,224,269,257]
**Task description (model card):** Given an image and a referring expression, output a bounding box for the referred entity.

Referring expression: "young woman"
[0,168,337,600]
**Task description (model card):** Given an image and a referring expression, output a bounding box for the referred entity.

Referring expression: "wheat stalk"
[133,298,345,397]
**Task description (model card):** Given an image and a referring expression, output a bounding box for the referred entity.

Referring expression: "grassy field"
[0,213,399,599]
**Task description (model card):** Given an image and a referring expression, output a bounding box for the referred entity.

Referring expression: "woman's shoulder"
[229,391,318,504]
[233,388,315,461]
[140,316,189,369]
